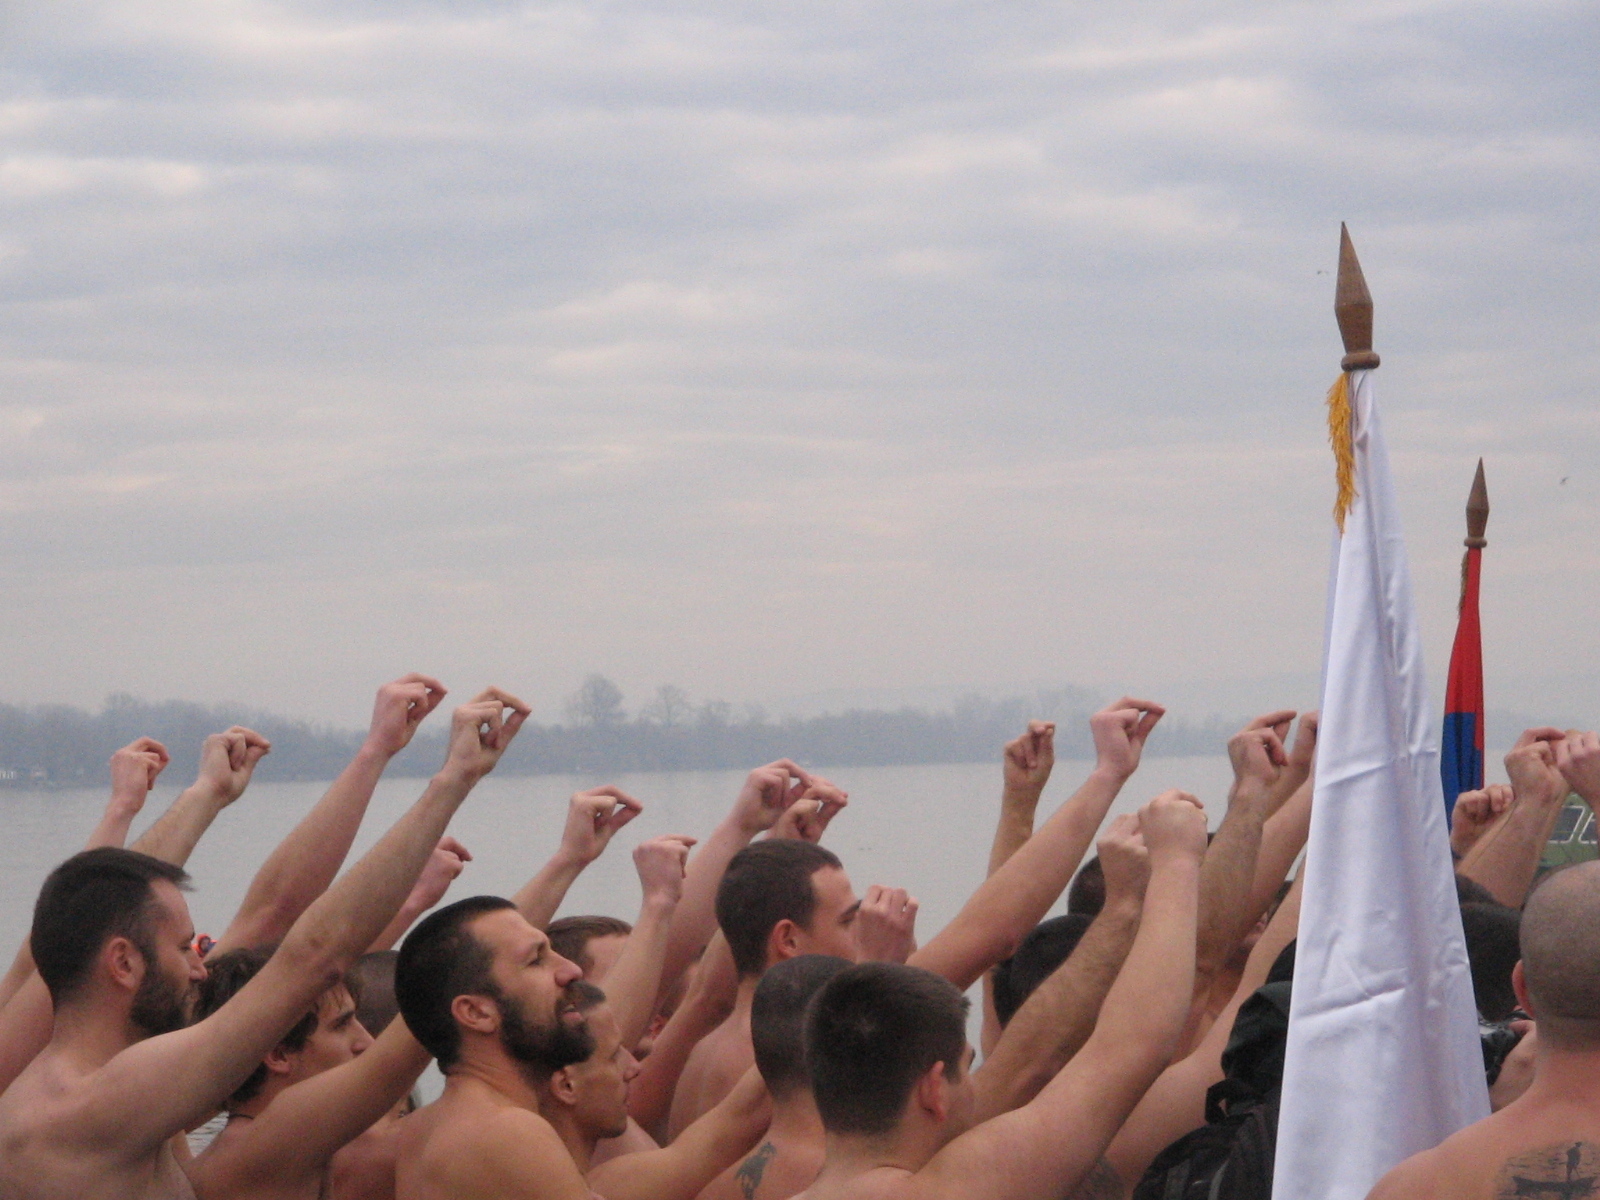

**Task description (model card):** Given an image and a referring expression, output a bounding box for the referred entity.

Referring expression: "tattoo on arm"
[736,1142,778,1200]
[1497,1143,1600,1200]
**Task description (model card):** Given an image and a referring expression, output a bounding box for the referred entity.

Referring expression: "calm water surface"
[0,756,1237,962]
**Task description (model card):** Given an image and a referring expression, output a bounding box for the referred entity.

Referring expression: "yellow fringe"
[1327,372,1356,533]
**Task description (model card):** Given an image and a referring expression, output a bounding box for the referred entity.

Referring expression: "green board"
[1542,795,1599,871]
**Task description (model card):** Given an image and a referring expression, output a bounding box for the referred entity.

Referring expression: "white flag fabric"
[1272,369,1489,1200]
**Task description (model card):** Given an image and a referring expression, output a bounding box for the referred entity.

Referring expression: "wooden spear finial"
[1335,223,1380,371]
[1465,458,1489,548]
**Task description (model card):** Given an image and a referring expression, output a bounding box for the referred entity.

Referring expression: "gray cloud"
[1,0,1596,727]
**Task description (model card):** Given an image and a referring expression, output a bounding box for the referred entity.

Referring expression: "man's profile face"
[289,985,373,1081]
[471,909,592,1071]
[130,880,206,1037]
[564,1003,637,1140]
[797,867,861,962]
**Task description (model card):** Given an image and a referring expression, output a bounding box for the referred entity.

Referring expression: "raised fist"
[408,836,472,913]
[1090,697,1165,781]
[635,834,696,905]
[1555,730,1600,807]
[1003,721,1056,794]
[442,688,531,783]
[771,776,848,843]
[1097,813,1151,909]
[1138,790,1208,862]
[1450,785,1511,858]
[366,674,448,757]
[731,759,811,836]
[1504,728,1568,809]
[855,885,918,964]
[559,786,645,866]
[109,737,170,808]
[196,726,271,805]
[1228,710,1296,796]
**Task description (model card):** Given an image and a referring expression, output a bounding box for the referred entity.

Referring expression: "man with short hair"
[699,955,853,1200]
[667,840,863,1137]
[795,789,1207,1200]
[547,916,635,982]
[535,981,769,1200]
[0,688,529,1200]
[1368,857,1600,1200]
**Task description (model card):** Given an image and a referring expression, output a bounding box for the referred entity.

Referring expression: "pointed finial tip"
[1466,458,1489,546]
[1335,224,1379,370]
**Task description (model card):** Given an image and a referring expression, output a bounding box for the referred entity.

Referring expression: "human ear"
[913,1060,949,1122]
[549,1066,579,1108]
[103,936,143,992]
[1512,961,1535,1017]
[451,993,500,1036]
[264,1043,295,1076]
[769,920,801,963]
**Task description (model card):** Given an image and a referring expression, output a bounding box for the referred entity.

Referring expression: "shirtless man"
[1367,856,1600,1200]
[0,688,529,1200]
[671,698,1166,1135]
[794,788,1205,1200]
[700,955,852,1200]
[536,981,769,1200]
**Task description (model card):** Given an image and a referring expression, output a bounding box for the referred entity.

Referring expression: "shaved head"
[1521,862,1600,1047]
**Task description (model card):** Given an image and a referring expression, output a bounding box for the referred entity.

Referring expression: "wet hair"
[717,840,844,978]
[991,914,1094,1027]
[31,848,190,1006]
[806,963,968,1136]
[753,955,852,1099]
[1519,862,1600,1047]
[1460,902,1522,1021]
[1066,857,1104,917]
[194,945,356,1106]
[350,950,401,1036]
[396,895,517,1069]
[547,915,633,975]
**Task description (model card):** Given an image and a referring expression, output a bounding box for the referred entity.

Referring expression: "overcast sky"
[1,0,1595,734]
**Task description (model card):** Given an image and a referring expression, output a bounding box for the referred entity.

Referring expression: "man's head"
[1460,901,1521,1022]
[349,950,402,1036]
[753,954,852,1101]
[717,840,857,978]
[1066,856,1105,917]
[195,946,372,1108]
[396,895,592,1075]
[1518,862,1600,1048]
[547,914,633,983]
[542,981,638,1142]
[31,847,201,1035]
[806,963,972,1144]
[991,914,1093,1027]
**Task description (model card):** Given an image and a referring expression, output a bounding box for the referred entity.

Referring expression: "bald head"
[1521,862,1600,1047]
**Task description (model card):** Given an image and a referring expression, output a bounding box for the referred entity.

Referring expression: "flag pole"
[1442,461,1490,818]
[1335,222,1380,372]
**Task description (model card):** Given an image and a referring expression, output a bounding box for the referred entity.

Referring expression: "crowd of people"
[0,671,1597,1200]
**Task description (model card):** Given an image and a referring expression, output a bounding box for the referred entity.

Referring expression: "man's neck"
[768,1090,824,1143]
[1524,1040,1600,1105]
[820,1124,934,1182]
[542,1106,596,1174]
[732,976,760,1018]
[446,1045,550,1114]
[49,998,142,1072]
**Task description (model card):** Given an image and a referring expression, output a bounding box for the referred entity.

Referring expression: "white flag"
[1272,369,1489,1200]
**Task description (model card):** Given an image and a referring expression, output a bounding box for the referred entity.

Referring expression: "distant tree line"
[0,679,1242,788]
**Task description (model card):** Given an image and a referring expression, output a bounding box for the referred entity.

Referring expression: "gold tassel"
[1327,372,1356,533]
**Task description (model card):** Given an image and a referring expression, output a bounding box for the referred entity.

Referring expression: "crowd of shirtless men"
[1,673,1598,1200]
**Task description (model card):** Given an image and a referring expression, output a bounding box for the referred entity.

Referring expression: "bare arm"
[1247,775,1311,921]
[658,762,809,993]
[602,835,694,1049]
[589,1066,770,1200]
[628,933,738,1141]
[973,813,1145,1122]
[1193,712,1295,993]
[209,675,446,956]
[912,791,1207,1200]
[1459,728,1571,908]
[1104,872,1303,1195]
[982,722,1055,1055]
[132,726,272,866]
[367,837,471,952]
[190,1016,430,1191]
[82,689,529,1151]
[513,786,643,929]
[912,698,1163,990]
